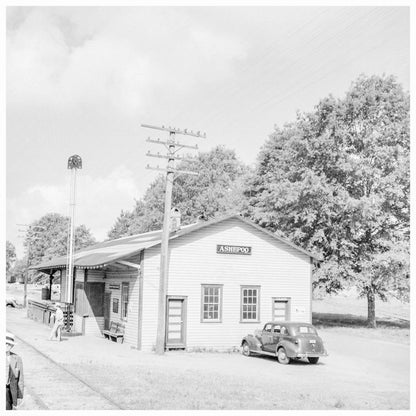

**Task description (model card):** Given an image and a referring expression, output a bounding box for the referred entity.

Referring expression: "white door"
[273,298,290,321]
[165,297,187,349]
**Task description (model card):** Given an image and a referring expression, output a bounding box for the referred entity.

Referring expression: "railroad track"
[13,335,122,410]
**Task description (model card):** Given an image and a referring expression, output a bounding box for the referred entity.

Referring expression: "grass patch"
[312,292,410,344]
[312,312,409,329]
[63,360,408,410]
[313,312,409,344]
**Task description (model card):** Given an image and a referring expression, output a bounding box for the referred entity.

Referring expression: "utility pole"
[142,123,205,354]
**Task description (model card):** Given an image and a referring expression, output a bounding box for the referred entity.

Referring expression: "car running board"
[251,350,277,357]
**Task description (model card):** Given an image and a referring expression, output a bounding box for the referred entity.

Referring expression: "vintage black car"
[241,321,327,364]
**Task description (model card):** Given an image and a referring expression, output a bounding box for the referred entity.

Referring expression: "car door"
[271,324,282,351]
[261,323,274,351]
[273,325,289,350]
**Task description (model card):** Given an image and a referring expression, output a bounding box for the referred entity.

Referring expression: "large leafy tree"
[108,146,250,239]
[245,74,409,327]
[6,240,17,280]
[24,213,96,282]
[9,257,27,284]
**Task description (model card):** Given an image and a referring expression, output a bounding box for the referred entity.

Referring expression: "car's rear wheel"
[308,357,319,364]
[242,341,251,357]
[277,347,290,365]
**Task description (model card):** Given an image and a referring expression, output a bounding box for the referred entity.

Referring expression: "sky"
[5,5,410,258]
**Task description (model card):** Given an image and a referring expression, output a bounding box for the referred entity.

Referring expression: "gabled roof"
[32,215,321,272]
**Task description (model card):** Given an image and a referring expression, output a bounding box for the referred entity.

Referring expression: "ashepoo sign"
[216,245,252,255]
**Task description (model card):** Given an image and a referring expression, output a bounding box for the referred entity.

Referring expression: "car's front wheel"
[242,341,251,357]
[277,347,290,365]
[308,357,319,364]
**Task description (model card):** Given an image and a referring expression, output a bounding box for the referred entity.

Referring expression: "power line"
[169,7,336,123]
[203,7,399,128]
[247,9,402,116]
[200,7,361,123]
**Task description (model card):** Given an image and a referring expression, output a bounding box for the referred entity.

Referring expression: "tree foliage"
[108,146,250,239]
[24,213,96,281]
[6,240,17,279]
[245,74,409,326]
[9,257,27,283]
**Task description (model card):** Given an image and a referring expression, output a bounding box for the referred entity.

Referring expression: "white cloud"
[7,7,247,117]
[7,166,140,258]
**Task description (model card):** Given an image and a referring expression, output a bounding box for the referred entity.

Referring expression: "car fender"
[276,340,298,358]
[241,334,262,351]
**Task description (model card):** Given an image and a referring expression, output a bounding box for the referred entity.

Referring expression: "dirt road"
[6,305,409,410]
[11,336,120,410]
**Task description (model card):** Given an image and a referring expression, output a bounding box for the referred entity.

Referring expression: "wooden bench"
[103,321,125,343]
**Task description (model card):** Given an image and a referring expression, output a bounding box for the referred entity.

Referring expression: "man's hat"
[6,332,16,346]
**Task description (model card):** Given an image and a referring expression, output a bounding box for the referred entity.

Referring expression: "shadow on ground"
[253,354,322,366]
[312,312,409,329]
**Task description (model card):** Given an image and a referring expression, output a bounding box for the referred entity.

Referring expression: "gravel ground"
[6,304,409,410]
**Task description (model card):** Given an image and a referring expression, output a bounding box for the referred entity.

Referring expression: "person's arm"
[17,355,24,400]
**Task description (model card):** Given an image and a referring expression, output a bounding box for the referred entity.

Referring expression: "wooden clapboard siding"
[84,316,104,336]
[75,269,84,282]
[141,247,163,351]
[141,217,312,351]
[74,281,85,316]
[73,269,105,321]
[105,269,140,348]
[87,269,105,282]
[60,268,81,303]
[61,265,141,345]
[60,270,67,302]
[73,313,83,333]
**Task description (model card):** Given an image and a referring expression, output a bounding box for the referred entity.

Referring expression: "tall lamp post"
[66,155,82,307]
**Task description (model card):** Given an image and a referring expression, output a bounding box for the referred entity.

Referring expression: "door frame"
[272,297,291,321]
[104,291,111,330]
[165,296,187,349]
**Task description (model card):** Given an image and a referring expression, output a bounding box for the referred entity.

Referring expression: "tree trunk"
[367,289,377,328]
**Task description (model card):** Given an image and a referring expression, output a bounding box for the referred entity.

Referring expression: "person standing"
[6,332,24,410]
[49,304,64,341]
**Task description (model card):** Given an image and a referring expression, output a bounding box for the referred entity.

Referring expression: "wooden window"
[241,286,260,322]
[121,282,129,320]
[201,285,223,322]
[112,298,119,314]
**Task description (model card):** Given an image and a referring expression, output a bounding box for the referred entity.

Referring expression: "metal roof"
[31,215,322,272]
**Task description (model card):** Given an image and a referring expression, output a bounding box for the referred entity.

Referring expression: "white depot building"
[33,214,321,351]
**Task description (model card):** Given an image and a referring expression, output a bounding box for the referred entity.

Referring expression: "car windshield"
[293,325,317,335]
